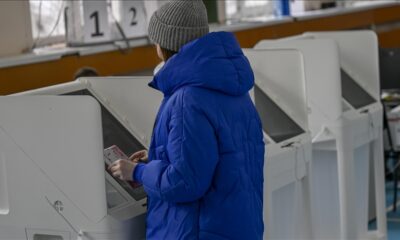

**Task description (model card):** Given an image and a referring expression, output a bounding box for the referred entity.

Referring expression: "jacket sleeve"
[134,99,219,203]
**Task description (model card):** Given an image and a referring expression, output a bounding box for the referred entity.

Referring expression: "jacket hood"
[149,32,254,96]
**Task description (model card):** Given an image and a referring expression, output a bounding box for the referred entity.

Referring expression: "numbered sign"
[120,1,147,38]
[65,0,111,46]
[82,0,111,43]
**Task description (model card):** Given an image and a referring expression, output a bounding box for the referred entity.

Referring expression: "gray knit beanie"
[148,0,209,52]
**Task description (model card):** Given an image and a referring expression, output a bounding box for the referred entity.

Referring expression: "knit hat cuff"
[148,13,209,52]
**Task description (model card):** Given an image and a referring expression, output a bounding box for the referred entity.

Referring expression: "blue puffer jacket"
[133,31,265,240]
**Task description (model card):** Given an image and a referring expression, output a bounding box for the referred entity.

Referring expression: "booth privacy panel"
[12,77,162,149]
[254,39,343,122]
[0,96,107,223]
[304,31,380,100]
[83,77,162,147]
[243,49,309,132]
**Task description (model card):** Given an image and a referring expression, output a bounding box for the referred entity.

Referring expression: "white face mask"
[153,62,165,75]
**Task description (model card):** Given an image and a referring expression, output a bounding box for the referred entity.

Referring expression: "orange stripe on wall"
[378,28,400,48]
[0,45,160,95]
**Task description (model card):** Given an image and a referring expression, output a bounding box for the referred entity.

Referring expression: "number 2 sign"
[83,0,111,43]
[118,1,147,39]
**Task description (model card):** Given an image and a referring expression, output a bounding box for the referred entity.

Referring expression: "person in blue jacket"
[109,0,265,239]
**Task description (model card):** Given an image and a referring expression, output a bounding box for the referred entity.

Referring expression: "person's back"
[139,30,264,240]
[190,85,265,239]
[110,1,265,239]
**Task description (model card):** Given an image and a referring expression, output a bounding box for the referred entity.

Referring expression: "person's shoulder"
[183,86,220,108]
[171,86,210,101]
[168,87,216,116]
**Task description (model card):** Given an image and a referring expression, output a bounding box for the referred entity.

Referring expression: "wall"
[1,3,400,95]
[0,0,33,58]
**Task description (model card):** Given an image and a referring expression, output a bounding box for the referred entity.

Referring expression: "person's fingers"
[109,159,122,168]
[108,164,115,172]
[111,160,127,172]
[112,170,122,179]
[130,157,142,163]
[108,162,116,169]
[110,162,119,168]
[110,165,119,172]
[109,159,135,181]
[130,150,146,160]
[129,152,143,160]
[130,155,143,162]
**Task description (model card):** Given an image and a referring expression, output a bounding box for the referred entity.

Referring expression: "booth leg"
[335,122,358,239]
[373,131,388,238]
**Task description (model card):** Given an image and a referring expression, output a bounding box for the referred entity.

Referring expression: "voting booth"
[244,49,313,240]
[255,31,387,240]
[0,77,163,240]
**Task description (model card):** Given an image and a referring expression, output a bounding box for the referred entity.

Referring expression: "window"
[26,0,181,48]
[225,0,274,22]
[29,0,66,48]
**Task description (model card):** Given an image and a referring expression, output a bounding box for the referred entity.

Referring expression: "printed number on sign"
[90,11,104,37]
[130,7,138,26]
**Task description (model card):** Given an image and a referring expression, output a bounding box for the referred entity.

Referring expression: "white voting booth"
[255,31,387,240]
[244,49,313,239]
[0,56,314,240]
[0,77,162,240]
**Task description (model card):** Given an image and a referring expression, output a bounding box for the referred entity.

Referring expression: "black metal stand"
[393,153,399,212]
[383,99,400,212]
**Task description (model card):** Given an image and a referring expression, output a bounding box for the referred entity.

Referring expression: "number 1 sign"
[65,0,111,46]
[83,0,111,43]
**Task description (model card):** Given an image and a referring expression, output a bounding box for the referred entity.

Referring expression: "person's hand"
[129,150,148,163]
[108,159,137,181]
